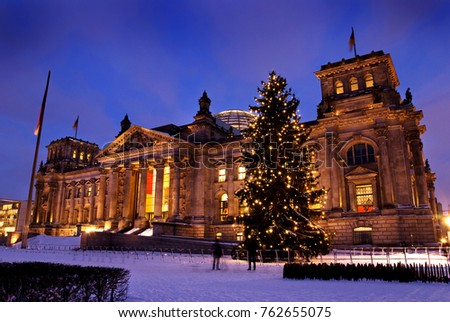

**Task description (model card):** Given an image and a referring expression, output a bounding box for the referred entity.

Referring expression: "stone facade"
[31,51,440,246]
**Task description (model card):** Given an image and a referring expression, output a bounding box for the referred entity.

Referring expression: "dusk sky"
[1,0,449,210]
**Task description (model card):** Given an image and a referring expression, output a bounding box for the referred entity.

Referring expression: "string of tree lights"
[237,71,331,260]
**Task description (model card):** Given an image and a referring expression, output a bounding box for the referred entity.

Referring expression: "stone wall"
[80,231,238,254]
[320,209,437,247]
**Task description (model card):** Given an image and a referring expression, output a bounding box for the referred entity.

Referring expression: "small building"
[0,199,29,238]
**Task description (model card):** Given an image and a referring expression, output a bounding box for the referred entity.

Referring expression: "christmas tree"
[237,71,330,260]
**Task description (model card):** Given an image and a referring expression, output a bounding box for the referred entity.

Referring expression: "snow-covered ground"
[1,235,449,302]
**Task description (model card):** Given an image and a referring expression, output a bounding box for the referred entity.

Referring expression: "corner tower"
[311,50,438,246]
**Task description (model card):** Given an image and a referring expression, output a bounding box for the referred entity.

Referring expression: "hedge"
[0,262,130,301]
[283,262,449,283]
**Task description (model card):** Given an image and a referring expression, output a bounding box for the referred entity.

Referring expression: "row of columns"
[33,159,183,228]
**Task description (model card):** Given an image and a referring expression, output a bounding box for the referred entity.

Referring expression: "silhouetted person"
[212,239,223,270]
[245,237,258,270]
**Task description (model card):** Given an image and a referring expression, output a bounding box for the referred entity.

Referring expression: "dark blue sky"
[1,0,449,209]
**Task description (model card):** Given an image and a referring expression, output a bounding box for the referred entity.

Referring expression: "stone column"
[371,177,379,210]
[136,161,149,229]
[108,169,119,219]
[54,181,65,224]
[376,127,395,207]
[171,162,181,217]
[348,182,356,212]
[406,129,428,207]
[33,182,44,224]
[97,169,107,221]
[88,179,95,223]
[69,182,76,224]
[79,180,86,223]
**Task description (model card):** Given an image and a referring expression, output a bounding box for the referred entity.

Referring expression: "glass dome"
[214,109,256,131]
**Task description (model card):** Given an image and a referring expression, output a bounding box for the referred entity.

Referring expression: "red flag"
[33,107,43,135]
[72,115,79,130]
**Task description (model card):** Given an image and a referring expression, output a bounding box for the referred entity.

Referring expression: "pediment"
[97,125,178,158]
[345,166,377,179]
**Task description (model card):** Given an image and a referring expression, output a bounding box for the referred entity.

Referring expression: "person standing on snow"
[245,236,258,270]
[212,238,223,270]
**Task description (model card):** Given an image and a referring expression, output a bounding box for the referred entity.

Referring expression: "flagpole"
[22,70,51,249]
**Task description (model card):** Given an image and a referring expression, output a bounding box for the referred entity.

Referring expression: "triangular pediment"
[345,166,377,178]
[97,125,184,158]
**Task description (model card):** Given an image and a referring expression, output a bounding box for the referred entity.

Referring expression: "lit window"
[353,227,373,244]
[355,184,374,212]
[72,149,77,159]
[239,199,249,216]
[350,77,358,91]
[87,153,92,162]
[335,80,344,94]
[87,186,92,197]
[162,166,170,216]
[238,166,246,180]
[80,152,84,161]
[218,169,226,182]
[347,143,375,165]
[365,74,374,88]
[146,169,156,219]
[220,194,229,221]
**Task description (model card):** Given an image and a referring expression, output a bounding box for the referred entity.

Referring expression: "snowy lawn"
[1,235,449,302]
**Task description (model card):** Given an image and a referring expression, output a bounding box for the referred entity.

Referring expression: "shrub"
[0,262,130,302]
[283,262,449,283]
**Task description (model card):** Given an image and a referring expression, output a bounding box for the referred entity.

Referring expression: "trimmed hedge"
[0,262,130,301]
[283,262,449,283]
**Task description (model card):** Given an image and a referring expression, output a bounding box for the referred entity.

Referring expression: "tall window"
[146,169,156,219]
[365,74,374,88]
[237,166,246,180]
[162,165,170,217]
[347,143,375,165]
[350,77,358,91]
[72,149,78,159]
[86,186,92,197]
[80,151,85,161]
[220,194,229,221]
[355,184,374,212]
[218,168,226,182]
[335,80,344,94]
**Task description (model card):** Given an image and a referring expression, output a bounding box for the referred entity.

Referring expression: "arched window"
[364,74,374,88]
[347,143,375,165]
[219,194,229,221]
[350,77,359,91]
[335,80,344,94]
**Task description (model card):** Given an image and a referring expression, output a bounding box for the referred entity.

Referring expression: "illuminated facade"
[31,51,440,246]
[0,199,28,237]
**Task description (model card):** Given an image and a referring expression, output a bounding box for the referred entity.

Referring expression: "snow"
[1,235,450,302]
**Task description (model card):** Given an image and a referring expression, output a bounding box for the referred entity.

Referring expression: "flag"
[33,71,51,135]
[349,27,357,56]
[349,27,355,52]
[72,115,79,130]
[33,107,43,135]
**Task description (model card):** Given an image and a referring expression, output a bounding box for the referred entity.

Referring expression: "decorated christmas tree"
[237,71,330,260]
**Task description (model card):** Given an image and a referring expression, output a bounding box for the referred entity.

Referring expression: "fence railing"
[2,244,449,266]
